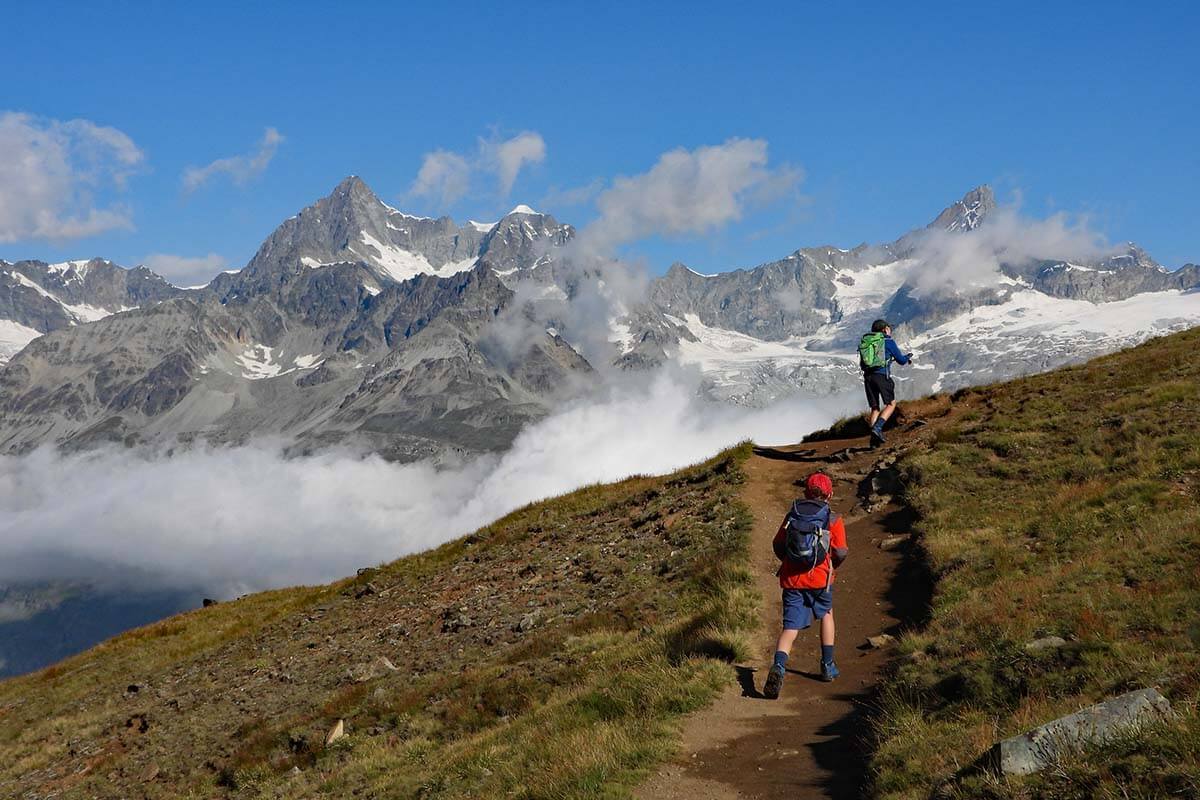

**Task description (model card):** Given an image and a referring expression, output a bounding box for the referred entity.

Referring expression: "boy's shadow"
[735,666,764,698]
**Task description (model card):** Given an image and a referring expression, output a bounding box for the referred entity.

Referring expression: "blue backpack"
[781,500,832,572]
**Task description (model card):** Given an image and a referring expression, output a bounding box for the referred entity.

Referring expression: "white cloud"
[0,375,850,597]
[181,127,283,194]
[409,150,472,206]
[906,205,1115,295]
[142,252,229,288]
[408,130,546,208]
[577,138,803,256]
[540,178,606,210]
[0,111,144,243]
[481,131,546,196]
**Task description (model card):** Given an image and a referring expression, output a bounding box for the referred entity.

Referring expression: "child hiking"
[859,318,913,446]
[763,472,848,699]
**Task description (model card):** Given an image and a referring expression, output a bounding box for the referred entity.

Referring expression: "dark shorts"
[864,371,895,410]
[781,588,833,631]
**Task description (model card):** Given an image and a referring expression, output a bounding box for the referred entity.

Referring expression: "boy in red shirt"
[763,472,848,698]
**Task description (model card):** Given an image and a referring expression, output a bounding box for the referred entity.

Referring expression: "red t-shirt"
[773,511,847,590]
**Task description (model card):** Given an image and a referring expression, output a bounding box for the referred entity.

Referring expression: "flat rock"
[866,634,896,649]
[878,535,908,551]
[1024,636,1068,653]
[991,688,1172,776]
[325,718,345,746]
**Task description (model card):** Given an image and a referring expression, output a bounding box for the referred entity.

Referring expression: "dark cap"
[871,319,891,333]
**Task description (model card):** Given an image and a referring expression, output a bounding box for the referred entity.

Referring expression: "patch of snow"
[353,231,436,283]
[236,345,286,380]
[10,272,57,299]
[685,266,715,278]
[64,302,124,323]
[439,256,479,275]
[676,313,855,380]
[362,283,381,297]
[608,320,635,354]
[831,260,913,319]
[47,259,94,279]
[9,271,126,323]
[508,204,538,216]
[293,354,324,369]
[469,220,496,232]
[0,319,42,362]
[380,201,431,220]
[909,289,1200,355]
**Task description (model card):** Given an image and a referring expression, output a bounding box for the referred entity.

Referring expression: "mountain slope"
[0,448,756,799]
[0,258,181,361]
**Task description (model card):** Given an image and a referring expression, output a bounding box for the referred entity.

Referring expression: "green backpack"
[858,332,887,370]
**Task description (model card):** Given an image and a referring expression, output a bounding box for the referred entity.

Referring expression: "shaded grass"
[871,328,1200,798]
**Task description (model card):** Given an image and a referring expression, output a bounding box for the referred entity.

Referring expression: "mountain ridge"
[0,178,1196,455]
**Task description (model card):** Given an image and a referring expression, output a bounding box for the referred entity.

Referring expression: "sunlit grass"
[871,328,1200,798]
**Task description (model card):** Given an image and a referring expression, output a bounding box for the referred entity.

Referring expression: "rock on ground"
[990,688,1172,776]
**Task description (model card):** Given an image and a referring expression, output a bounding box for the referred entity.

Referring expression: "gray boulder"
[990,688,1172,776]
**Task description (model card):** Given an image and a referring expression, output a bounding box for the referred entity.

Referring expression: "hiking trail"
[635,415,935,800]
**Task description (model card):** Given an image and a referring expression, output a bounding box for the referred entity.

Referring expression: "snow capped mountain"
[615,186,1200,406]
[212,176,573,299]
[0,258,180,362]
[0,178,1195,457]
[926,185,995,232]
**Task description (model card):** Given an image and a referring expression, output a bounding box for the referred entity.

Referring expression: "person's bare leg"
[879,401,896,424]
[868,408,880,427]
[820,610,835,647]
[775,627,800,656]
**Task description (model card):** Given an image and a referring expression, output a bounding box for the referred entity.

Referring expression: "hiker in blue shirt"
[859,319,913,445]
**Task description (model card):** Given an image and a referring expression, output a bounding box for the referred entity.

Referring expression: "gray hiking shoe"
[763,664,785,699]
[870,427,886,445]
[821,660,840,682]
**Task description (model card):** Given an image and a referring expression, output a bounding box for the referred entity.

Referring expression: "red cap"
[805,473,833,498]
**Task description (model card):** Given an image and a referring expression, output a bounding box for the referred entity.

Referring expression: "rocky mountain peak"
[479,207,574,275]
[928,185,996,232]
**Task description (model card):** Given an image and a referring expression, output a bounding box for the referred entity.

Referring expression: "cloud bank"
[408,130,546,207]
[182,127,283,194]
[0,111,144,243]
[142,252,229,288]
[906,205,1115,295]
[0,375,850,598]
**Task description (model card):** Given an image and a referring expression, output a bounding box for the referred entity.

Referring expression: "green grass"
[0,445,757,799]
[870,329,1200,799]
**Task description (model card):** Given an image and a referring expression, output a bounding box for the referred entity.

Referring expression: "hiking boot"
[820,660,840,682]
[870,426,886,445]
[763,664,785,699]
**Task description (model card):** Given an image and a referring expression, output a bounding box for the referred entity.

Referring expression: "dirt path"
[636,426,929,799]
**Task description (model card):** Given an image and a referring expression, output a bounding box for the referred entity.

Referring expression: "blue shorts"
[782,588,833,631]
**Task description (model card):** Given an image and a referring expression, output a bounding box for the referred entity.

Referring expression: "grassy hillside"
[0,447,755,799]
[873,328,1200,798]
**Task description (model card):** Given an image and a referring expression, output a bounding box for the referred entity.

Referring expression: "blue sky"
[2,0,1197,284]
